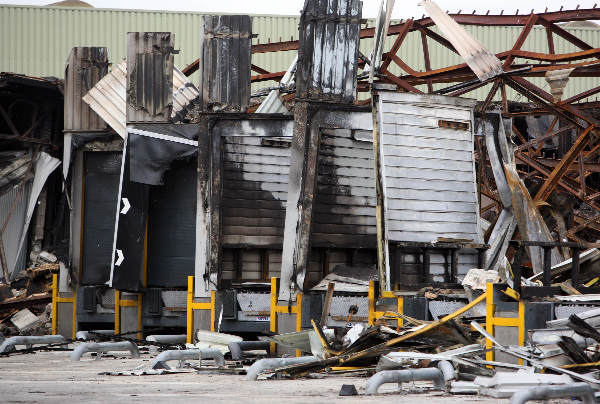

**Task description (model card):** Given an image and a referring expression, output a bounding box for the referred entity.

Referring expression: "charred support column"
[194,16,251,301]
[279,0,362,303]
[63,47,109,338]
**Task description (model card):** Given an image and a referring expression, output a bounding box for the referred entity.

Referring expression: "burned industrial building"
[2,0,600,402]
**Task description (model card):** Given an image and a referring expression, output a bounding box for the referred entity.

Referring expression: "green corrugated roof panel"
[1,4,598,101]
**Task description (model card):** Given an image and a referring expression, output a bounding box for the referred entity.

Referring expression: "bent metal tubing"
[246,356,320,381]
[228,341,270,360]
[509,383,595,404]
[0,335,66,353]
[365,368,445,395]
[71,341,140,361]
[151,348,225,369]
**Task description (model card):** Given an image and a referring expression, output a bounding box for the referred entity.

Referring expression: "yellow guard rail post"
[186,276,215,344]
[270,277,303,356]
[114,290,143,340]
[368,280,403,327]
[51,273,77,339]
[485,283,525,365]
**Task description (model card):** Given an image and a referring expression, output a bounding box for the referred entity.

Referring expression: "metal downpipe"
[509,383,595,404]
[228,341,270,360]
[364,368,445,395]
[0,335,67,353]
[71,341,140,361]
[246,356,319,381]
[151,349,225,369]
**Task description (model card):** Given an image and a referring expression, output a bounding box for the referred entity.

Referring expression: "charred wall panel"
[312,129,377,247]
[81,151,121,285]
[64,47,108,132]
[126,32,174,123]
[198,15,251,112]
[296,0,361,103]
[222,135,291,248]
[147,159,197,287]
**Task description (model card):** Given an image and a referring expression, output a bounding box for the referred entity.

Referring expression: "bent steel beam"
[246,356,319,381]
[0,335,66,353]
[71,341,140,361]
[509,383,595,404]
[151,348,225,369]
[229,341,270,361]
[365,368,445,395]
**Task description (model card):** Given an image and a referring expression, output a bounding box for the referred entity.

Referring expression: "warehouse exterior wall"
[1,5,598,100]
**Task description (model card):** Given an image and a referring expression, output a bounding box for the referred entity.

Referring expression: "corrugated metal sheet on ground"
[83,60,199,137]
[0,182,32,280]
[312,128,377,247]
[222,133,292,248]
[376,91,481,243]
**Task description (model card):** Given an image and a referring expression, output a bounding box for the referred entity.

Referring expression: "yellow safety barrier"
[270,277,303,356]
[51,273,77,339]
[368,280,403,327]
[114,290,143,340]
[186,276,215,344]
[485,283,525,365]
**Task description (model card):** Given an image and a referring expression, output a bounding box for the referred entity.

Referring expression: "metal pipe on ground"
[509,383,595,404]
[228,341,270,360]
[75,330,114,341]
[71,341,140,361]
[146,335,186,345]
[246,356,320,381]
[364,368,445,395]
[437,360,456,384]
[0,335,66,353]
[151,349,225,369]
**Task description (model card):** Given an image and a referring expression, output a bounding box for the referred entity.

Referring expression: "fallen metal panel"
[126,32,174,123]
[64,47,108,132]
[198,15,251,112]
[12,152,61,280]
[0,180,32,281]
[375,91,481,244]
[296,0,361,103]
[83,61,199,138]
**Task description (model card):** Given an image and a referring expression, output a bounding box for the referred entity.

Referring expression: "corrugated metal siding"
[0,182,32,280]
[199,15,251,111]
[1,4,597,100]
[296,0,361,103]
[377,91,480,243]
[221,134,292,247]
[312,129,377,247]
[126,32,174,122]
[64,47,108,132]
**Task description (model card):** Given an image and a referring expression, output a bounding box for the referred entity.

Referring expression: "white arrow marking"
[115,249,124,266]
[120,197,131,215]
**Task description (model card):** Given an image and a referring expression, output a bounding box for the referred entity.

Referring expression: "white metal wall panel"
[377,91,481,244]
[0,182,32,280]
